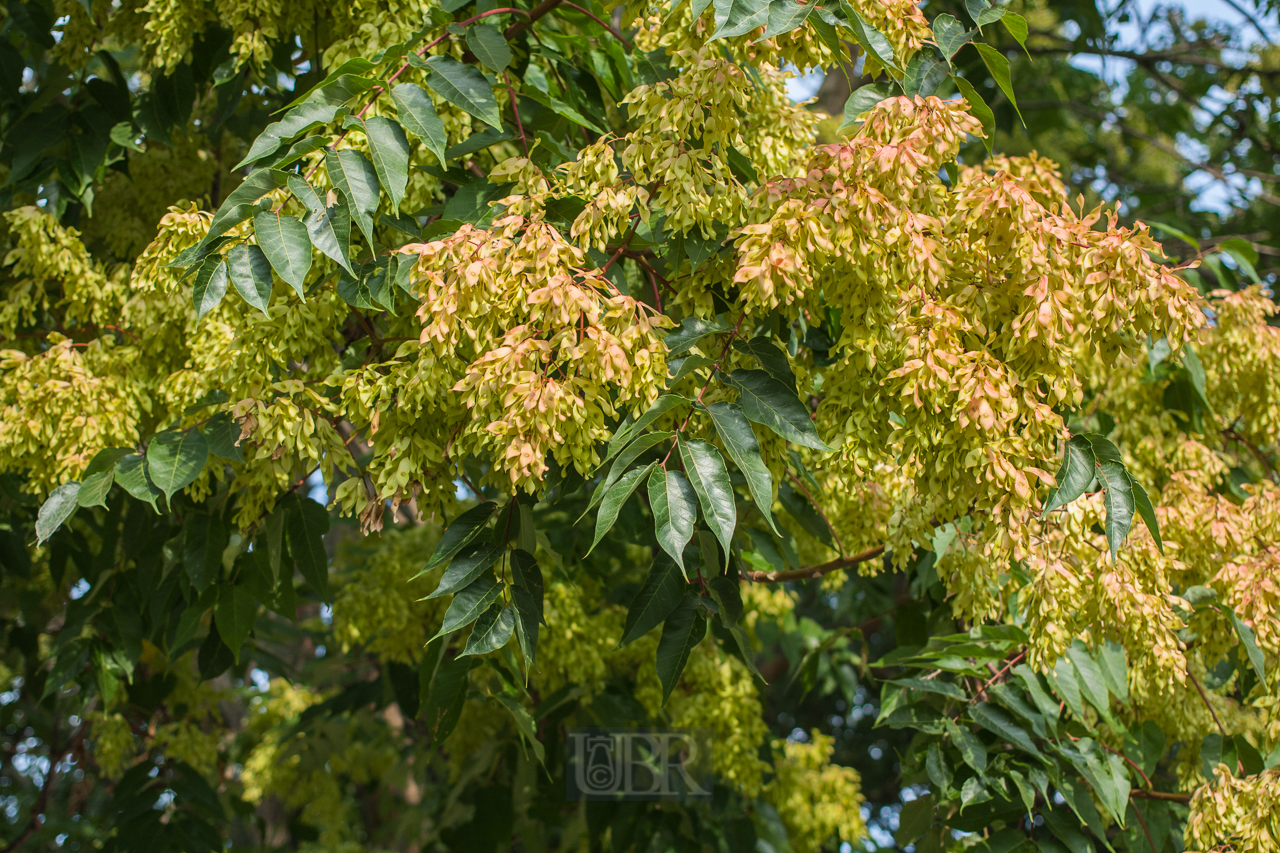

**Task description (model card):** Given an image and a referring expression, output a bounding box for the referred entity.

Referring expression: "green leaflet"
[215,584,257,662]
[199,169,289,250]
[184,511,228,593]
[465,24,511,72]
[363,116,410,210]
[972,43,1023,125]
[966,0,1007,28]
[702,401,778,533]
[1227,610,1268,683]
[648,467,698,575]
[756,0,812,41]
[587,463,656,555]
[970,702,1045,761]
[1096,459,1135,561]
[192,256,229,322]
[114,453,163,510]
[584,431,673,517]
[902,52,948,98]
[77,447,129,508]
[285,494,331,602]
[203,412,244,463]
[235,102,341,170]
[656,595,705,704]
[391,84,449,166]
[944,718,987,774]
[665,316,727,356]
[678,438,736,566]
[325,148,381,246]
[840,83,893,132]
[227,243,274,314]
[932,13,974,65]
[424,540,503,599]
[1001,12,1029,55]
[619,553,685,648]
[424,56,502,128]
[510,548,543,669]
[950,75,994,154]
[288,174,355,276]
[433,575,504,640]
[460,602,514,656]
[838,1,901,74]
[733,336,796,391]
[1043,435,1096,513]
[147,429,209,503]
[709,0,770,39]
[36,483,80,544]
[421,501,498,575]
[725,368,833,451]
[253,211,312,299]
[605,396,687,462]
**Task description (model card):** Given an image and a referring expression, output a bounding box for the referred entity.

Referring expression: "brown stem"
[504,0,565,39]
[505,73,530,157]
[1132,800,1159,853]
[1187,666,1227,738]
[741,542,886,583]
[1129,790,1194,803]
[560,1,633,48]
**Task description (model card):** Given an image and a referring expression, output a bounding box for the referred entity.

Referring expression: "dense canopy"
[0,0,1278,851]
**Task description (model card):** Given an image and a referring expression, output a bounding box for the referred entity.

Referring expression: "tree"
[0,0,1276,849]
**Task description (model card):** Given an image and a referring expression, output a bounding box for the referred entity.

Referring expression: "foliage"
[0,0,1278,851]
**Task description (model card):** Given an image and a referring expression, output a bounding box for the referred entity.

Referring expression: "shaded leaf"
[433,575,503,639]
[619,553,686,647]
[703,402,778,534]
[422,501,499,574]
[1096,459,1135,561]
[1044,435,1097,513]
[37,483,80,544]
[932,13,975,64]
[114,454,162,510]
[511,548,544,669]
[679,438,737,565]
[709,0,770,40]
[657,595,705,704]
[227,243,274,314]
[587,463,656,554]
[425,56,502,128]
[460,601,514,655]
[285,494,331,602]
[840,83,893,131]
[253,211,312,299]
[648,467,698,575]
[147,430,209,503]
[215,584,256,662]
[192,256,229,322]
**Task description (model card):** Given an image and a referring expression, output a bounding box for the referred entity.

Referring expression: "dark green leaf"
[657,595,705,704]
[889,677,965,700]
[1097,459,1135,561]
[184,511,228,593]
[588,463,656,554]
[37,483,80,544]
[78,448,129,507]
[989,683,1046,738]
[619,553,686,647]
[325,148,381,245]
[944,718,987,774]
[289,175,356,276]
[465,24,511,71]
[433,575,503,639]
[733,337,796,391]
[932,13,974,64]
[460,601,514,655]
[679,438,737,565]
[840,83,893,131]
[703,402,778,534]
[1227,610,1267,683]
[192,256,229,322]
[424,540,503,599]
[511,548,543,668]
[425,56,502,128]
[586,432,673,517]
[665,316,727,357]
[114,453,162,510]
[147,429,209,503]
[391,83,448,166]
[253,211,312,299]
[971,702,1044,760]
[422,501,498,573]
[972,43,1023,124]
[235,103,341,170]
[726,368,832,451]
[201,169,289,249]
[227,243,274,314]
[1044,435,1096,512]
[902,52,948,98]
[757,0,812,40]
[838,2,901,73]
[285,494,331,602]
[779,481,832,548]
[951,75,994,154]
[648,467,698,574]
[606,396,687,462]
[215,584,256,662]
[364,116,410,210]
[203,412,244,463]
[709,0,770,39]
[966,0,1006,28]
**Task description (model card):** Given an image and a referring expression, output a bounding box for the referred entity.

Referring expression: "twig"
[1132,800,1160,853]
[741,542,886,583]
[561,1,633,48]
[1130,789,1193,803]
[504,72,530,157]
[504,0,566,39]
[1187,666,1228,737]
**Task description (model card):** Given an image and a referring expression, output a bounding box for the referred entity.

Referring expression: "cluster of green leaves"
[877,628,1271,853]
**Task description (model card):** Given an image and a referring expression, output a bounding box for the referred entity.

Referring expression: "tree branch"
[741,542,885,583]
